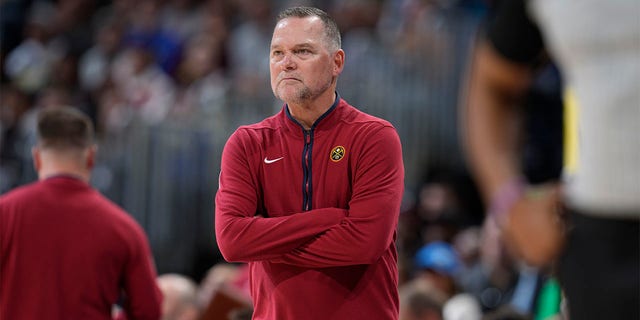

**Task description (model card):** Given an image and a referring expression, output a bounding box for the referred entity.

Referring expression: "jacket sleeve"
[271,125,404,267]
[215,129,347,263]
[121,223,163,320]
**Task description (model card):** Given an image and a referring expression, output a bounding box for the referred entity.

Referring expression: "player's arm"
[464,39,564,266]
[120,224,163,320]
[271,125,404,267]
[462,39,533,209]
[215,130,347,263]
[463,0,546,203]
[462,0,565,265]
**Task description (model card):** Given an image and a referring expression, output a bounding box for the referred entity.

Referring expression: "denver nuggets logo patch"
[330,146,346,162]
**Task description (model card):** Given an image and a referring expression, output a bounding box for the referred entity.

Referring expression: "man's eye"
[296,49,311,55]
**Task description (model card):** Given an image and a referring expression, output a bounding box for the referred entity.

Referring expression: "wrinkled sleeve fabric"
[272,125,404,267]
[215,129,347,263]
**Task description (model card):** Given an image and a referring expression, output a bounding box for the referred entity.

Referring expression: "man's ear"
[333,49,345,76]
[86,145,97,170]
[32,147,41,172]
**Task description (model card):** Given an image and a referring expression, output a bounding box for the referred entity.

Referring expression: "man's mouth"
[279,73,301,82]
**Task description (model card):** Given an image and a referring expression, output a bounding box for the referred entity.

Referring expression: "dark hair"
[276,6,341,51]
[37,107,94,150]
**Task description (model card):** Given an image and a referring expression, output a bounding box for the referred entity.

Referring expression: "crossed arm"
[215,126,404,267]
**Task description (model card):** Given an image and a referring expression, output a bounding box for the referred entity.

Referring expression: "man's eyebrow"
[270,43,316,50]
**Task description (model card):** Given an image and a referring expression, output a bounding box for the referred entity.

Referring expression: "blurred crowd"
[0,0,566,319]
[1,0,488,193]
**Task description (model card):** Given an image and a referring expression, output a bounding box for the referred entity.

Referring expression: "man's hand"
[502,183,565,266]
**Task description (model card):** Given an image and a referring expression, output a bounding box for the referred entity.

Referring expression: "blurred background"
[3,0,559,318]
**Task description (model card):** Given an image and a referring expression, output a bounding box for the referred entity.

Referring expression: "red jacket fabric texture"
[215,96,405,319]
[0,176,162,320]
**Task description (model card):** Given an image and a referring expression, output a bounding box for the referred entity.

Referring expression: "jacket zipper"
[302,129,313,211]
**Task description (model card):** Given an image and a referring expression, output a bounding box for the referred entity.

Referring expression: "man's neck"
[38,163,90,183]
[287,91,336,130]
[36,149,93,183]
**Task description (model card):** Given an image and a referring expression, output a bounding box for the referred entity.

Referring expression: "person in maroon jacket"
[0,106,162,320]
[215,6,405,320]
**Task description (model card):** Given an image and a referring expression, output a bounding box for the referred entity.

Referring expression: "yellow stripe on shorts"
[563,89,579,174]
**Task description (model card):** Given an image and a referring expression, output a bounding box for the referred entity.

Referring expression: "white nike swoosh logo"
[264,157,284,164]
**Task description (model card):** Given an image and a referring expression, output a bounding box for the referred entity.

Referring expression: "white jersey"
[529,0,640,217]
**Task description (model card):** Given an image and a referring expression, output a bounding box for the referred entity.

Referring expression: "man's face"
[269,16,342,104]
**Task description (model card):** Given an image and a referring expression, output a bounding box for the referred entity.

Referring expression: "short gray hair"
[276,6,341,52]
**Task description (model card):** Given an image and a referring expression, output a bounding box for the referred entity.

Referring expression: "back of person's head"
[33,106,96,181]
[414,241,462,298]
[443,293,483,320]
[157,273,200,320]
[275,6,341,52]
[399,278,447,320]
[37,107,94,151]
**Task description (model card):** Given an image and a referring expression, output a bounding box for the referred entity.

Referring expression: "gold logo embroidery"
[330,146,345,162]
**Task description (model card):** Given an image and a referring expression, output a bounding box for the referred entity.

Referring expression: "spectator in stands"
[78,17,123,94]
[171,32,229,123]
[226,0,273,102]
[414,241,462,299]
[157,273,201,320]
[0,84,30,193]
[4,1,58,94]
[197,263,252,320]
[109,30,176,126]
[123,0,183,76]
[442,293,483,320]
[399,278,446,320]
[0,106,162,319]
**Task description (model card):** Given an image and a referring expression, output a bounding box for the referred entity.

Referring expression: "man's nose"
[281,53,296,69]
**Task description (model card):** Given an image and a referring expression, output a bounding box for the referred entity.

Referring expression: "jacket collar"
[283,92,342,135]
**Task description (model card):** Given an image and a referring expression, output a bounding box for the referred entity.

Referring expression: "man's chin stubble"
[276,88,312,104]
